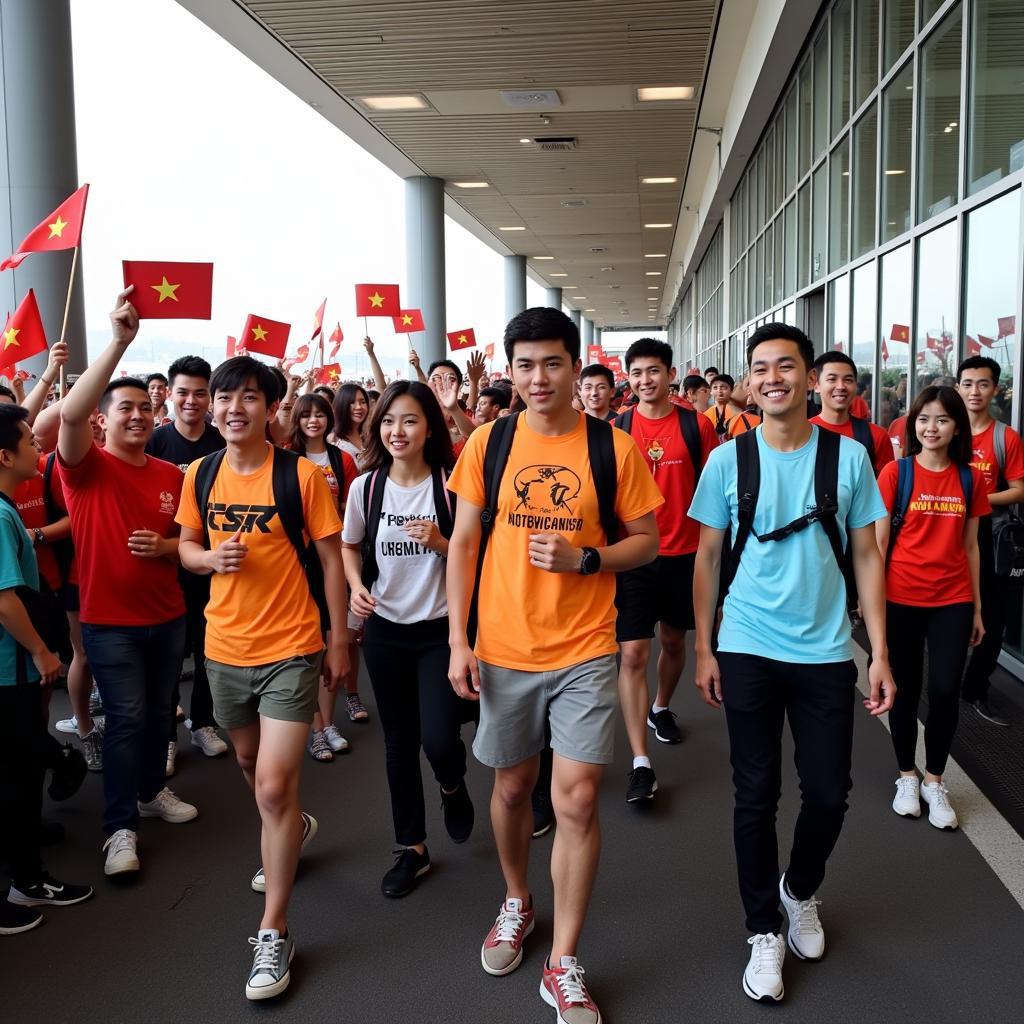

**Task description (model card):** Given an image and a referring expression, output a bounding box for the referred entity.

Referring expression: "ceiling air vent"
[535,136,577,151]
[590,246,608,253]
[560,198,588,208]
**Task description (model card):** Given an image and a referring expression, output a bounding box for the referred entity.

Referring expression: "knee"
[660,634,685,660]
[255,772,296,817]
[552,778,600,831]
[494,770,535,810]
[235,749,257,776]
[619,644,649,675]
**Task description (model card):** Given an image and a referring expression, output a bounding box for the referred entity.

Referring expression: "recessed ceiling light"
[884,169,905,175]
[550,273,568,277]
[647,286,659,290]
[600,266,615,272]
[645,253,667,258]
[572,296,586,300]
[637,86,695,102]
[584,308,595,312]
[641,177,679,184]
[531,255,554,260]
[645,271,662,276]
[519,137,532,143]
[499,226,526,231]
[645,223,672,228]
[453,181,489,188]
[355,94,429,111]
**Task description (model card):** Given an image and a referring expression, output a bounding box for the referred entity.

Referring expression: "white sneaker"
[251,811,317,892]
[191,726,228,757]
[56,715,78,735]
[921,780,958,830]
[778,874,825,960]
[743,933,785,1002]
[322,724,349,754]
[138,787,198,823]
[892,776,921,818]
[102,828,140,876]
[165,741,177,778]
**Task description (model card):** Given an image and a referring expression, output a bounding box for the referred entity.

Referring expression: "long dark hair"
[332,382,369,441]
[362,380,454,473]
[289,392,334,455]
[905,385,973,464]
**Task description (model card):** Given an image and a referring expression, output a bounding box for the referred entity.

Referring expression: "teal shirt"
[688,425,886,664]
[0,495,40,686]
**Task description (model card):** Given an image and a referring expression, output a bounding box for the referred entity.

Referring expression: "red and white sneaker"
[480,897,535,975]
[540,956,602,1024]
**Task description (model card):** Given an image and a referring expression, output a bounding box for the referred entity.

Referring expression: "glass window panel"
[918,9,962,222]
[784,199,797,297]
[738,176,747,253]
[915,219,959,393]
[851,260,878,418]
[764,221,774,308]
[747,166,756,243]
[799,59,813,178]
[774,212,785,303]
[878,243,912,426]
[812,164,827,281]
[968,0,1024,196]
[755,235,764,314]
[884,0,916,73]
[757,148,766,231]
[798,182,811,290]
[785,301,797,325]
[852,103,878,258]
[922,0,945,25]
[855,0,880,109]
[813,29,829,158]
[774,115,786,209]
[765,127,776,218]
[881,61,914,242]
[785,88,798,194]
[748,240,756,316]
[829,135,851,270]
[831,0,852,137]
[963,189,1020,422]
[829,273,851,354]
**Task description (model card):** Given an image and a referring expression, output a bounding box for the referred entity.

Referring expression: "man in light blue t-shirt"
[690,323,895,1006]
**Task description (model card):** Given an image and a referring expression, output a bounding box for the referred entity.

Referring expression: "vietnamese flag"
[587,344,603,361]
[355,283,400,317]
[881,339,889,364]
[240,313,290,358]
[998,316,1017,339]
[967,337,982,357]
[890,323,910,342]
[282,344,311,373]
[1,184,89,271]
[1,289,48,364]
[227,336,238,357]
[122,261,213,319]
[311,299,327,340]
[978,334,996,348]
[392,309,425,333]
[314,363,342,386]
[328,323,343,358]
[447,327,477,351]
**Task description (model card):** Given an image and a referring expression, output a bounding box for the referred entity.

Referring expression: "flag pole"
[57,245,79,398]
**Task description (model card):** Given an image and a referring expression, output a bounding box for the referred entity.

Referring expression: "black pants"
[719,652,856,935]
[170,575,215,739]
[963,516,1008,703]
[361,614,469,847]
[0,684,47,885]
[888,601,973,776]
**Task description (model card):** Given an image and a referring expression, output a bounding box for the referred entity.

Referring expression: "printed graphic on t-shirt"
[508,464,584,531]
[374,508,444,560]
[908,491,966,517]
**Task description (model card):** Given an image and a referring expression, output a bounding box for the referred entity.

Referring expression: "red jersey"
[57,444,185,626]
[850,395,871,420]
[969,420,1024,495]
[12,455,75,591]
[810,415,895,477]
[879,460,989,606]
[620,406,716,555]
[887,415,908,455]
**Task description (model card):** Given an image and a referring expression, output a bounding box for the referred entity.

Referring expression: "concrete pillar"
[504,254,526,324]
[569,310,581,329]
[404,176,446,368]
[545,286,563,309]
[0,0,85,375]
[594,325,602,349]
[581,317,594,347]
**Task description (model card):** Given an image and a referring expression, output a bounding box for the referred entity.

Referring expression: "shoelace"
[895,777,918,796]
[554,963,589,1004]
[928,782,951,809]
[747,934,783,974]
[249,935,284,972]
[789,893,822,935]
[493,908,526,943]
[106,831,134,856]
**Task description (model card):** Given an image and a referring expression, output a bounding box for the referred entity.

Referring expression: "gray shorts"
[473,654,619,768]
[206,652,322,730]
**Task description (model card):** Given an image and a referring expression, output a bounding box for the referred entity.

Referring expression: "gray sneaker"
[81,728,103,773]
[251,812,317,893]
[245,928,294,1000]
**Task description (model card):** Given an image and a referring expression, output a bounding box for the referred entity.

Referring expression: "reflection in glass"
[832,0,852,137]
[798,182,811,290]
[765,127,776,220]
[829,273,850,354]
[785,87,798,195]
[968,0,1024,196]
[799,59,813,179]
[878,243,912,426]
[829,135,850,271]
[755,235,764,316]
[774,211,785,304]
[884,0,915,72]
[922,0,944,25]
[919,9,962,222]
[813,29,829,158]
[915,220,959,394]
[852,260,878,418]
[963,189,1020,422]
[748,241,756,318]
[853,104,878,258]
[855,0,880,109]
[784,199,797,298]
[882,62,914,242]
[812,164,827,282]
[756,149,765,231]
[764,222,774,309]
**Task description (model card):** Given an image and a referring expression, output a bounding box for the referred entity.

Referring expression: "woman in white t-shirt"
[342,380,475,898]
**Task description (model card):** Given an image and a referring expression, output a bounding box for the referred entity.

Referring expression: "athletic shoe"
[743,933,785,1002]
[0,900,44,935]
[251,812,317,893]
[441,780,474,843]
[647,706,682,744]
[532,792,555,839]
[81,728,103,773]
[138,787,198,823]
[921,780,959,830]
[102,829,140,876]
[971,698,1009,727]
[47,743,86,802]
[778,874,825,960]
[165,741,177,778]
[625,766,657,803]
[381,847,431,897]
[190,726,228,757]
[8,874,93,908]
[88,686,103,718]
[322,724,349,753]
[892,776,921,818]
[346,693,370,722]
[246,928,295,1001]
[55,714,78,735]
[308,730,334,762]
[481,897,535,976]
[540,956,602,1024]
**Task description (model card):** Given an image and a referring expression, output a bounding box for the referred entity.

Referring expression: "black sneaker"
[440,780,475,844]
[626,766,658,803]
[531,793,555,839]
[381,847,431,898]
[0,900,43,935]
[971,699,1010,727]
[7,874,93,908]
[647,706,683,744]
[48,743,87,802]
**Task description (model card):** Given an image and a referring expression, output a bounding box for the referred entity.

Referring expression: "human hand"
[33,647,61,686]
[110,287,140,347]
[527,533,580,573]
[206,530,248,573]
[694,650,723,708]
[128,529,167,558]
[436,375,460,411]
[321,640,350,693]
[408,348,421,369]
[44,340,69,382]
[349,584,376,619]
[865,657,896,716]
[448,643,480,701]
[404,518,443,552]
[466,351,486,384]
[363,336,375,355]
[970,611,985,648]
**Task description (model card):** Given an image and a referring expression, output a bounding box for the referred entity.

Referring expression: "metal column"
[544,286,563,309]
[581,317,594,347]
[504,254,526,324]
[404,176,446,368]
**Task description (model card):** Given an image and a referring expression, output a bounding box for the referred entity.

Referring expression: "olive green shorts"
[206,651,322,730]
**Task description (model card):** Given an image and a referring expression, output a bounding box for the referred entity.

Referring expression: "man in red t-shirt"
[955,355,1024,725]
[811,352,894,477]
[614,339,717,803]
[58,288,197,879]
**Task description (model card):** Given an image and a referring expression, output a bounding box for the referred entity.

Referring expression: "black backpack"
[467,412,619,645]
[42,452,75,587]
[987,420,1024,584]
[849,416,874,460]
[614,405,703,483]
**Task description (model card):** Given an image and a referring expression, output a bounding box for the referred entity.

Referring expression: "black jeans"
[719,652,856,935]
[963,515,1009,702]
[0,684,47,885]
[169,574,215,739]
[361,614,469,847]
[888,601,973,776]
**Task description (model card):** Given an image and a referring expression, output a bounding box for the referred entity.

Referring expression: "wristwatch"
[32,528,45,546]
[578,546,601,576]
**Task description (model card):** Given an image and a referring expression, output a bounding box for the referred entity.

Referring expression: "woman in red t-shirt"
[876,386,988,831]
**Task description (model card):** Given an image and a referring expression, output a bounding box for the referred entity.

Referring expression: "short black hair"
[580,363,615,387]
[478,385,511,409]
[367,389,380,402]
[99,378,150,414]
[710,373,735,389]
[168,355,212,386]
[503,306,580,365]
[269,366,288,405]
[625,337,673,371]
[145,372,168,386]
[813,350,857,375]
[0,402,29,453]
[313,385,335,400]
[210,356,280,405]
[0,384,15,402]
[427,359,463,386]
[682,374,707,394]
[704,366,719,376]
[747,322,815,370]
[956,355,1001,384]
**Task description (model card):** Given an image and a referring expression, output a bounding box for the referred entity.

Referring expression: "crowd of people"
[0,292,1019,1019]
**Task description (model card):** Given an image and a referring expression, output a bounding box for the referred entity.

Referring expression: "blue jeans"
[82,617,186,836]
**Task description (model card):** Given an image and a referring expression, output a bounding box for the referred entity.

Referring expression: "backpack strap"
[723,428,760,595]
[851,416,874,460]
[360,468,388,588]
[677,405,703,484]
[432,466,455,540]
[271,446,309,569]
[958,463,974,517]
[584,412,619,544]
[194,448,229,549]
[324,444,346,505]
[994,420,1007,473]
[42,451,74,587]
[886,456,915,569]
[613,408,634,434]
[812,428,855,606]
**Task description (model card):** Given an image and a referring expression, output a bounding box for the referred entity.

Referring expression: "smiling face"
[914,399,958,453]
[510,340,580,415]
[628,356,674,405]
[212,376,275,447]
[98,385,154,452]
[580,375,612,415]
[148,379,167,409]
[815,361,857,414]
[748,339,815,419]
[380,393,429,462]
[956,367,997,417]
[298,404,329,440]
[348,390,369,426]
[170,374,210,426]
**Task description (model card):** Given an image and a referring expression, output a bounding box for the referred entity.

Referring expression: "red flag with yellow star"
[122,261,213,319]
[355,283,400,317]
[314,363,342,386]
[328,323,343,358]
[311,299,327,340]
[392,309,425,333]
[447,328,477,351]
[1,289,48,364]
[240,314,290,358]
[1,184,89,271]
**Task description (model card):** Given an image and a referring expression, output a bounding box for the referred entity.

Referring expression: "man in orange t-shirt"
[447,307,661,1023]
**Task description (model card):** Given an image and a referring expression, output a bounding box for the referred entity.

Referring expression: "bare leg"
[66,611,94,736]
[653,624,687,710]
[492,757,540,903]
[617,639,651,759]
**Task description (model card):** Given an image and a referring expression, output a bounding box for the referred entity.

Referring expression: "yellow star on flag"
[3,326,19,349]
[368,292,385,308]
[401,314,414,326]
[151,276,181,303]
[251,324,269,342]
[458,334,468,345]
[47,215,68,239]
[329,368,340,380]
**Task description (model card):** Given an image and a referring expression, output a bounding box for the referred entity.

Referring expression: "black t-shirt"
[146,421,225,474]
